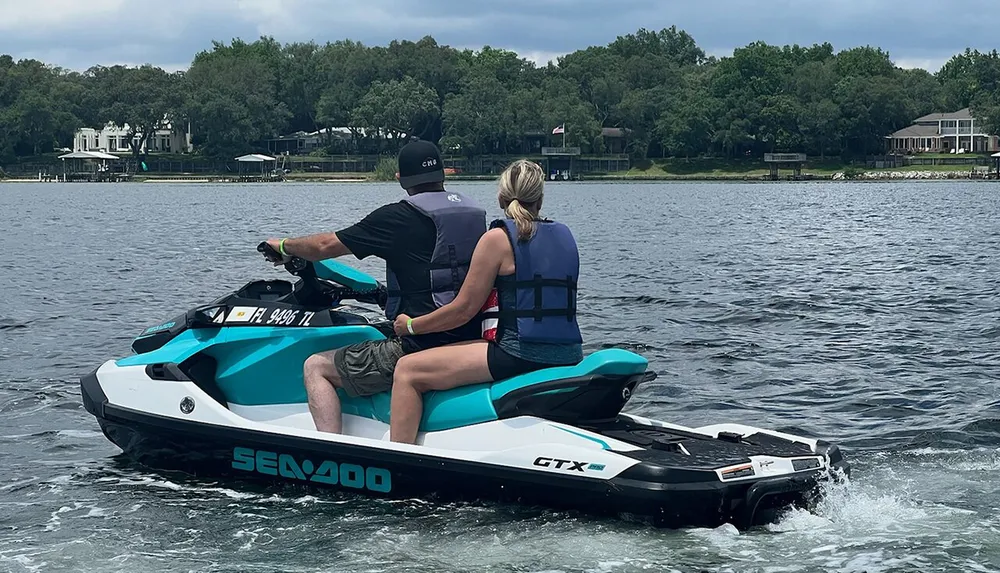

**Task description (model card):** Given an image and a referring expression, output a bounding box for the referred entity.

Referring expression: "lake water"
[2,180,1000,572]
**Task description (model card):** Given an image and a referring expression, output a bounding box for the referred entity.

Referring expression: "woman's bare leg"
[389,341,492,444]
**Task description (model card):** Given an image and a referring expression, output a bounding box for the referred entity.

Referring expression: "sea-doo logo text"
[533,457,587,472]
[447,194,461,202]
[141,321,175,336]
[232,447,391,492]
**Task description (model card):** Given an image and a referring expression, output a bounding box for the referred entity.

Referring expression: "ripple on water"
[3,181,1000,571]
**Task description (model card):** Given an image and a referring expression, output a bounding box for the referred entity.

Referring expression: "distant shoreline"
[7,152,997,184]
[4,158,998,184]
[3,172,997,184]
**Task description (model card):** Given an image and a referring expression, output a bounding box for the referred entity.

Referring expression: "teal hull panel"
[118,324,648,431]
[314,259,380,292]
[117,328,221,368]
[119,326,386,406]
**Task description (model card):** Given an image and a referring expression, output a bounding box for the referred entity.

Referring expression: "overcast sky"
[0,0,994,73]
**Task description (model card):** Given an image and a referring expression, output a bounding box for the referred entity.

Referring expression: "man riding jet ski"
[80,246,848,530]
[260,139,489,439]
[79,144,849,529]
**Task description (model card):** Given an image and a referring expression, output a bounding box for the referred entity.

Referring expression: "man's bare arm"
[266,233,352,262]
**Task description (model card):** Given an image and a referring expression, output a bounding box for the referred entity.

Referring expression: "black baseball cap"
[397,139,445,189]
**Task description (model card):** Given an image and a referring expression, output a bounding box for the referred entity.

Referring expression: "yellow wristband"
[279,238,289,256]
[406,318,415,335]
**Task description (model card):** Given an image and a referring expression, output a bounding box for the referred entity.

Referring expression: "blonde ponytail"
[498,159,544,241]
[506,198,536,241]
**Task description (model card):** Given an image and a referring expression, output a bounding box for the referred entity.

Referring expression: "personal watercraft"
[80,243,849,529]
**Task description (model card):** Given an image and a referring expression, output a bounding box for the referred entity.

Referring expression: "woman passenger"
[388,159,583,444]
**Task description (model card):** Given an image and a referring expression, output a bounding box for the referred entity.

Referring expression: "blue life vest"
[384,191,486,320]
[488,218,582,344]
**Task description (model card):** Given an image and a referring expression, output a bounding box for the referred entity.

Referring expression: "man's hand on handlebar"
[256,240,389,311]
[259,239,292,266]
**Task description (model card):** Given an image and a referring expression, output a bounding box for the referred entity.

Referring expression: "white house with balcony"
[74,120,193,155]
[887,108,1000,154]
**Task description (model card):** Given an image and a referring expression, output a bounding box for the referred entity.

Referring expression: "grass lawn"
[283,171,370,181]
[904,152,991,159]
[619,157,849,179]
[878,164,983,172]
[615,157,986,179]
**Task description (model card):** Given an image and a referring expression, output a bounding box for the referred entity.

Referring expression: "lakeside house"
[74,120,193,155]
[257,125,630,179]
[887,108,1000,154]
[263,126,630,156]
[601,127,628,154]
[264,127,360,155]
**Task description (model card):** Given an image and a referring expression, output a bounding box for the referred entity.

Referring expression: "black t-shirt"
[335,200,481,353]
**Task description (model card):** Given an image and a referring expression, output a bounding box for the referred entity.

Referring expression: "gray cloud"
[0,0,994,72]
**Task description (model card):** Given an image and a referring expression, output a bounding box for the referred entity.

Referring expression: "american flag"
[480,288,498,341]
[551,124,565,135]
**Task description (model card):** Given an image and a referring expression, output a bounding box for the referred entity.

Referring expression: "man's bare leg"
[303,351,343,433]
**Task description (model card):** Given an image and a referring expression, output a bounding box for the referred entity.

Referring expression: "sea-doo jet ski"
[80,243,849,529]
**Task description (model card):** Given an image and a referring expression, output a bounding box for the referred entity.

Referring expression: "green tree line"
[2,28,999,164]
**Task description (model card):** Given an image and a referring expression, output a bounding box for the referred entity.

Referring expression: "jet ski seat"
[339,348,650,432]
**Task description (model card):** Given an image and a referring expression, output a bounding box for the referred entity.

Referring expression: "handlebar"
[257,240,283,263]
[349,286,388,309]
[257,241,308,273]
[256,241,387,310]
